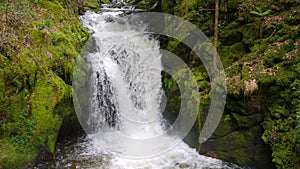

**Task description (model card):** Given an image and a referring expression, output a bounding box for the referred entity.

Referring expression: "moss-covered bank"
[159,0,300,168]
[0,0,99,168]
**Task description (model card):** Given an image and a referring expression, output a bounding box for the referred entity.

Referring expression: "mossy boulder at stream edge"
[0,0,99,168]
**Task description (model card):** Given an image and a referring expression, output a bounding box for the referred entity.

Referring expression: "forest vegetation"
[0,0,299,168]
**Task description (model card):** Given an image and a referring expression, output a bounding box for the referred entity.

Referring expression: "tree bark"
[213,0,219,72]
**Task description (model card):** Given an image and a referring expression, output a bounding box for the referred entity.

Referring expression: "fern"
[250,8,272,17]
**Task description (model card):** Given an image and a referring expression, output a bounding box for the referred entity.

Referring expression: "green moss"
[161,1,300,168]
[216,127,248,150]
[83,0,100,9]
[224,13,300,168]
[219,41,250,68]
[221,31,243,46]
[214,125,273,168]
[213,114,232,137]
[0,138,38,169]
[0,70,4,115]
[0,0,91,167]
[30,72,68,152]
[232,113,263,128]
[1,92,30,137]
[241,66,250,79]
[100,0,110,4]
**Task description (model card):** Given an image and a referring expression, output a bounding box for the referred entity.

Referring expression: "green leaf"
[261,9,272,17]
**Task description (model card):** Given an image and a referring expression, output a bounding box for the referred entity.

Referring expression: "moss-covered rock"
[0,0,97,168]
[160,0,300,168]
[214,125,274,169]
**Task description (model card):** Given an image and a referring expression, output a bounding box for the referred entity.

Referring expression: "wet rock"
[220,31,244,46]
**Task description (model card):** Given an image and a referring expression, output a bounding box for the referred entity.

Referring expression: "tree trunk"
[213,0,219,73]
[198,0,219,153]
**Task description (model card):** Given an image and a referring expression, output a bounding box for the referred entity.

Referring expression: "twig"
[264,29,277,43]
[199,9,215,11]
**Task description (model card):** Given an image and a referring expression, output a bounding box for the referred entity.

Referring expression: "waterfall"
[80,10,170,156]
[66,8,241,169]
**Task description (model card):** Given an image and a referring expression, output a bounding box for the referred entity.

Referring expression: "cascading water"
[80,10,176,158]
[38,4,242,169]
